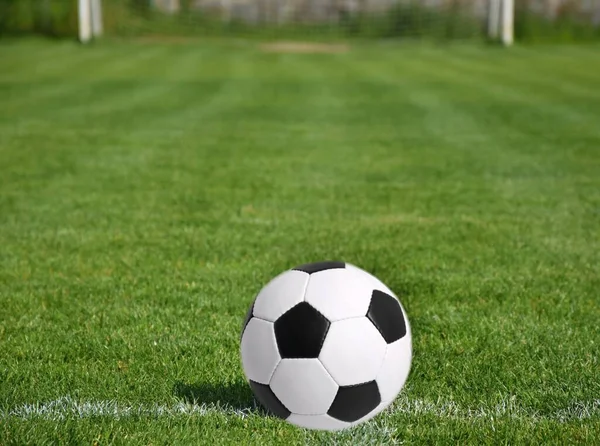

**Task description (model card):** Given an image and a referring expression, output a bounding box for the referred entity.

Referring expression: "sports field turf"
[1,38,599,445]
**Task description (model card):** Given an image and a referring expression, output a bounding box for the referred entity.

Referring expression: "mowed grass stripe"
[424,47,600,129]
[0,39,100,81]
[409,47,600,208]
[0,53,120,117]
[396,46,600,178]
[437,43,600,93]
[515,44,600,84]
[407,46,598,133]
[53,46,242,126]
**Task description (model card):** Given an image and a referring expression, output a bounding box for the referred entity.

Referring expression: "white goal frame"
[78,0,514,46]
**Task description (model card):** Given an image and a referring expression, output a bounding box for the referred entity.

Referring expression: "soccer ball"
[240,261,412,431]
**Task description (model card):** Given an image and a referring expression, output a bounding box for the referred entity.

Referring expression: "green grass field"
[1,38,599,445]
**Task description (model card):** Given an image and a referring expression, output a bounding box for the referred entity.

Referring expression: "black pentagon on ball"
[274,302,330,358]
[327,381,381,422]
[367,290,407,344]
[292,261,345,275]
[249,380,291,419]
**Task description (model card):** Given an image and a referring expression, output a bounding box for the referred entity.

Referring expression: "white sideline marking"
[1,397,252,421]
[391,397,600,423]
[2,396,599,423]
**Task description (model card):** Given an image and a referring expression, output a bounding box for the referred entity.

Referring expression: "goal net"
[1,0,599,44]
[101,0,490,41]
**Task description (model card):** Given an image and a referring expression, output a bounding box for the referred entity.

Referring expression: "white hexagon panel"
[376,335,413,403]
[344,263,396,298]
[252,270,309,322]
[270,359,338,415]
[319,317,387,386]
[240,318,280,384]
[304,268,374,322]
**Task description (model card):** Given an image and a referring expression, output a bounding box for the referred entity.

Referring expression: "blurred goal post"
[488,0,514,45]
[78,0,514,45]
[78,0,102,43]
